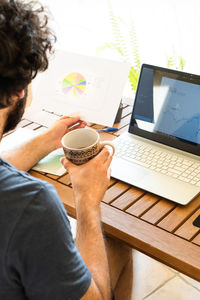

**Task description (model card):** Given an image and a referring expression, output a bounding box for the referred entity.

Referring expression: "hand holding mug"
[61,127,115,165]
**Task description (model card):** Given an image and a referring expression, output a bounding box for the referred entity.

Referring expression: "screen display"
[129,64,200,155]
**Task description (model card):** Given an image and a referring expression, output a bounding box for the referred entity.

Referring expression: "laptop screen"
[129,64,200,156]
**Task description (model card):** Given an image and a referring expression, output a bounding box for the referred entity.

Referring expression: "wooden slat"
[34,126,47,134]
[112,114,130,131]
[158,195,200,232]
[30,169,45,175]
[117,114,131,129]
[102,182,130,204]
[112,122,121,129]
[114,124,129,136]
[174,209,200,240]
[126,193,160,217]
[121,97,134,106]
[91,124,103,130]
[121,105,133,118]
[121,103,128,108]
[141,199,176,225]
[25,122,41,130]
[17,119,32,128]
[192,234,200,246]
[111,187,144,210]
[46,174,59,180]
[4,119,32,137]
[101,203,200,282]
[99,132,116,141]
[58,175,116,189]
[108,178,117,188]
[58,173,71,186]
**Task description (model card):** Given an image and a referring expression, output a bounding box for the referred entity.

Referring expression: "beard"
[3,89,28,134]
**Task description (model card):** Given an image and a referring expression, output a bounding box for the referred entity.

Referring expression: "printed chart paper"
[30,50,130,126]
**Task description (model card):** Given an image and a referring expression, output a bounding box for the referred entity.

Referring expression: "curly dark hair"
[0,0,55,108]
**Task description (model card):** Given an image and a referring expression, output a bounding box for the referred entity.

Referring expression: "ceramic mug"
[61,127,115,165]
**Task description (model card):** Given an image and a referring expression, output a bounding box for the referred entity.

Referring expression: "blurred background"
[41,0,200,101]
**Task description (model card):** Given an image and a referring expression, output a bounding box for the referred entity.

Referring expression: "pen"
[97,128,119,132]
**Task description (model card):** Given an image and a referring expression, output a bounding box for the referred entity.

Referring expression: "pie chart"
[62,72,87,96]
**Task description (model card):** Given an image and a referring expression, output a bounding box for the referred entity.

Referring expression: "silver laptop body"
[111,64,200,205]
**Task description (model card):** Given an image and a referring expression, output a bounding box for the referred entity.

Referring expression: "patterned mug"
[61,127,115,165]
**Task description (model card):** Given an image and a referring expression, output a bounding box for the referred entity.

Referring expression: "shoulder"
[0,157,46,190]
[0,158,66,222]
[0,157,57,199]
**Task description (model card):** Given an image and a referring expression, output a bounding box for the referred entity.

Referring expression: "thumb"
[60,157,74,171]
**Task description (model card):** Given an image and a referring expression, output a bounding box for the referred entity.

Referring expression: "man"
[0,1,133,299]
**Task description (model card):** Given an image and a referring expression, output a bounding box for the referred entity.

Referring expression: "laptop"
[111,64,200,205]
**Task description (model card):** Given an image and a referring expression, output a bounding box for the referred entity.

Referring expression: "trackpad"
[111,157,148,183]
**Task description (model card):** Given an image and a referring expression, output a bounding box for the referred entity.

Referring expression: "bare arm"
[61,149,113,300]
[1,133,55,171]
[77,204,111,300]
[1,116,86,171]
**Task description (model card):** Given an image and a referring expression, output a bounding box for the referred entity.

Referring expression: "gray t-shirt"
[0,158,91,300]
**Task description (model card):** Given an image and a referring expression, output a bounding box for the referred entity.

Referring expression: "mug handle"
[100,141,115,155]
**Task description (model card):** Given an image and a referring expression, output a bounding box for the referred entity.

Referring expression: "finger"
[62,116,82,127]
[59,116,69,120]
[80,121,87,127]
[95,147,110,163]
[105,151,113,169]
[59,115,80,120]
[68,121,87,131]
[60,157,75,171]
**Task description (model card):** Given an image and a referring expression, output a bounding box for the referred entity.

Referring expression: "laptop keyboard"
[115,138,200,187]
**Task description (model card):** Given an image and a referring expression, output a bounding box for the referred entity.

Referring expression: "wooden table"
[18,104,200,282]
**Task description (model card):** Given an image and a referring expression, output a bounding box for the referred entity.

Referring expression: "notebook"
[111,64,200,205]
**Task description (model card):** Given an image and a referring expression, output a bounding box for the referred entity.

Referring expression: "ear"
[18,90,25,99]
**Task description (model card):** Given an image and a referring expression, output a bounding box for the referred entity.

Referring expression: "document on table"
[0,128,66,176]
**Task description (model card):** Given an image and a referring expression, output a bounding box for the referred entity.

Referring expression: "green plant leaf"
[128,66,140,91]
[98,1,185,93]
